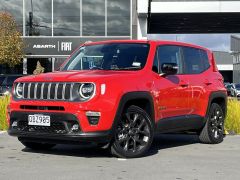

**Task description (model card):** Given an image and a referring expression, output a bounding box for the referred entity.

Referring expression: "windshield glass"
[235,84,240,89]
[61,43,150,71]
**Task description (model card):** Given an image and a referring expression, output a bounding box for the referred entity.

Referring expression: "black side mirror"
[161,63,178,75]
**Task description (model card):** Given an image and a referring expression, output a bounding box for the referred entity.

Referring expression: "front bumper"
[8,111,112,144]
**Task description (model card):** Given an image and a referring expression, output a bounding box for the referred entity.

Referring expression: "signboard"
[23,37,129,56]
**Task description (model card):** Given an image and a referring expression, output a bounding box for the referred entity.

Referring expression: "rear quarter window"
[182,47,210,74]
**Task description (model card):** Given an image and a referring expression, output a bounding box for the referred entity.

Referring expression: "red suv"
[8,40,227,158]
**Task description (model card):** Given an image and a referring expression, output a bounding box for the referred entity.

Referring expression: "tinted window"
[157,46,182,74]
[61,43,149,71]
[235,84,240,89]
[183,47,210,74]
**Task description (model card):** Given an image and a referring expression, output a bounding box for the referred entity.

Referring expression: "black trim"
[8,111,111,144]
[156,115,205,133]
[111,91,155,134]
[206,91,227,117]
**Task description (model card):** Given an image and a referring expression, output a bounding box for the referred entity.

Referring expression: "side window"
[157,46,183,74]
[199,50,210,70]
[182,47,209,74]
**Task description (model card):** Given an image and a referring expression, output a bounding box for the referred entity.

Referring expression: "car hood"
[15,70,139,83]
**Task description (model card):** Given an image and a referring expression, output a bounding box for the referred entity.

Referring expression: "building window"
[25,0,52,36]
[107,0,130,36]
[53,0,80,36]
[0,0,23,34]
[82,0,105,36]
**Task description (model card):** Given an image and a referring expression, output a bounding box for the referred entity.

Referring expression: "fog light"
[12,121,18,127]
[86,111,100,125]
[71,124,80,132]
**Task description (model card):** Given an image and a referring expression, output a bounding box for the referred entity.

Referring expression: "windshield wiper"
[110,66,141,70]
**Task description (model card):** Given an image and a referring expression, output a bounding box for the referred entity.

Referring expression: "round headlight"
[79,83,95,99]
[15,83,23,98]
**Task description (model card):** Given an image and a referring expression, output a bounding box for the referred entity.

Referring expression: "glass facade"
[107,0,130,36]
[25,0,52,36]
[0,0,23,34]
[0,0,131,37]
[53,0,80,36]
[82,0,105,36]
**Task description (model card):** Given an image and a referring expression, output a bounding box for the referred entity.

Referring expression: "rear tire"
[199,103,225,144]
[110,105,154,158]
[19,140,56,150]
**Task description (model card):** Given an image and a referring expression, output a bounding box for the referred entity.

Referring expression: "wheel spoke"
[131,113,139,127]
[124,138,130,151]
[133,138,137,152]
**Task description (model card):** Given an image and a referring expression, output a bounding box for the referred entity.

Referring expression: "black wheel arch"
[110,91,155,135]
[206,91,227,118]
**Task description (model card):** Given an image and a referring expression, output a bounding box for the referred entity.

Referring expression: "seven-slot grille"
[21,82,81,101]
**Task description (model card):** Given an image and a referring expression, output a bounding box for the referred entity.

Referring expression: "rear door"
[182,47,211,116]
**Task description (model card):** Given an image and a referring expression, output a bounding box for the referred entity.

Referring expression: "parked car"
[8,40,227,158]
[225,84,234,96]
[0,75,23,96]
[232,83,240,97]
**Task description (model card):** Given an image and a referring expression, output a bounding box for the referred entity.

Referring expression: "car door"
[152,45,192,120]
[182,47,211,116]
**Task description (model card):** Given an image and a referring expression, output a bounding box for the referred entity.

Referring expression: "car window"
[2,76,20,86]
[182,47,210,74]
[235,84,240,89]
[157,45,183,74]
[0,77,5,85]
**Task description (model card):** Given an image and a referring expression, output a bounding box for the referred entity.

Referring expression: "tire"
[110,105,154,158]
[19,140,56,150]
[199,103,225,144]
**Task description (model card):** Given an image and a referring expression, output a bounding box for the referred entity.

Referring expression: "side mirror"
[161,63,178,76]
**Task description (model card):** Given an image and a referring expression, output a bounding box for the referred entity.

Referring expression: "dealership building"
[0,0,238,82]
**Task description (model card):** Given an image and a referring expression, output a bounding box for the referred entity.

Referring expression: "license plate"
[28,114,50,126]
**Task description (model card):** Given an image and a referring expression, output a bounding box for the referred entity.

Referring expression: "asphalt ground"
[0,132,239,180]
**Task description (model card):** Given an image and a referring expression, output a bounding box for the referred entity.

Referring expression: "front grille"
[21,82,81,101]
[20,105,65,111]
[17,120,67,134]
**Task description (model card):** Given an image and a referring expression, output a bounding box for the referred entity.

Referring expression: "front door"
[152,45,191,120]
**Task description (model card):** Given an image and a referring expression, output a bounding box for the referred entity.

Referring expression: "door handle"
[179,80,189,87]
[204,79,212,86]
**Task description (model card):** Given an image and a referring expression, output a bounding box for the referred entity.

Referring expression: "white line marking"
[117,158,127,161]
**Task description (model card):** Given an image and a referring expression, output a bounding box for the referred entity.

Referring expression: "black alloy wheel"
[199,103,225,144]
[111,105,154,158]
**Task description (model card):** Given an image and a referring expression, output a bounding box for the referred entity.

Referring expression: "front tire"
[111,105,154,158]
[199,103,225,144]
[19,140,56,150]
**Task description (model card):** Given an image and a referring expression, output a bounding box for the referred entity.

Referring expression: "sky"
[147,34,240,52]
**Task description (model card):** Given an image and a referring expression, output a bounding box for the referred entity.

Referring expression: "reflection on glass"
[0,0,23,34]
[107,0,130,36]
[25,0,52,36]
[82,0,105,36]
[53,0,80,36]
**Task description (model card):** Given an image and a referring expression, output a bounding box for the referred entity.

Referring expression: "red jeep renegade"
[8,40,227,158]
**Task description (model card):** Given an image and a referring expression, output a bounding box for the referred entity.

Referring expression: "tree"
[0,12,24,67]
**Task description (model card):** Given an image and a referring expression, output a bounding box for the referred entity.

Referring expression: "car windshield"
[61,43,150,71]
[235,84,240,89]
